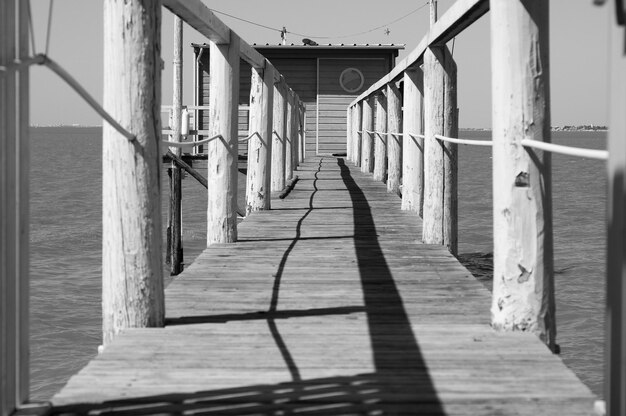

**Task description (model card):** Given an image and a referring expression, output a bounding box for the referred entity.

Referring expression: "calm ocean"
[28,127,607,401]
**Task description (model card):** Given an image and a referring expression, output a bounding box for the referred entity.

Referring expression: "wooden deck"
[51,157,595,415]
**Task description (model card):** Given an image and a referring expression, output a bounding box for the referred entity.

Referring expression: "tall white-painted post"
[1,0,30,411]
[207,35,240,244]
[373,92,388,182]
[271,77,287,191]
[361,96,375,174]
[423,1,458,255]
[246,62,274,214]
[606,11,626,415]
[299,102,306,163]
[387,82,402,195]
[168,15,183,275]
[285,89,294,181]
[346,106,353,161]
[490,0,555,350]
[353,102,363,167]
[401,67,424,214]
[102,0,164,346]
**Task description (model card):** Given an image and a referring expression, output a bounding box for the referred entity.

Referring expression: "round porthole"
[339,68,364,93]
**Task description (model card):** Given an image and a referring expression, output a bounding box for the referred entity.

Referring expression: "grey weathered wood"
[360,97,374,174]
[292,96,300,170]
[346,106,353,161]
[285,89,294,181]
[490,0,555,349]
[352,103,363,168]
[386,83,402,196]
[246,62,274,214]
[102,0,164,347]
[606,14,626,416]
[271,78,287,192]
[51,157,595,415]
[373,92,387,182]
[168,16,183,275]
[299,102,306,163]
[422,42,458,255]
[207,36,240,244]
[401,68,424,215]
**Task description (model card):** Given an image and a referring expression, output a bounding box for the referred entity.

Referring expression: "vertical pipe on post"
[423,1,458,255]
[102,0,164,347]
[387,82,402,195]
[401,68,425,214]
[373,92,388,182]
[207,35,240,245]
[246,62,274,214]
[168,16,183,275]
[271,77,286,192]
[490,0,555,350]
[353,102,362,167]
[606,11,626,415]
[361,96,374,173]
[285,89,294,181]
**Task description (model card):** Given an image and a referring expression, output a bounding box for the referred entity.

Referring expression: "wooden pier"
[50,157,594,415]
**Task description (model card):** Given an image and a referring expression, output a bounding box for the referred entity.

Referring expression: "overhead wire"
[212,2,430,41]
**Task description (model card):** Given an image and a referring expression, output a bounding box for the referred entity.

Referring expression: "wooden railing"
[348,0,624,414]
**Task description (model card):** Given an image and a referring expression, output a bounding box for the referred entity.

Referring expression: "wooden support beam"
[401,68,424,214]
[246,62,274,214]
[292,96,300,170]
[167,16,183,276]
[346,106,353,162]
[352,103,362,167]
[298,101,305,163]
[102,0,164,347]
[606,15,626,416]
[271,78,287,192]
[373,92,388,182]
[361,96,374,174]
[423,41,458,255]
[285,89,294,181]
[387,82,402,196]
[490,0,555,350]
[207,36,240,244]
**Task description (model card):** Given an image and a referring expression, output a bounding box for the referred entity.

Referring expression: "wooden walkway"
[51,157,595,415]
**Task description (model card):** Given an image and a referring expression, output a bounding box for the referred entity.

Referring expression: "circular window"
[339,68,364,93]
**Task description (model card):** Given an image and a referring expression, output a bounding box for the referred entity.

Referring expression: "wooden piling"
[298,102,305,163]
[168,16,183,275]
[401,68,424,214]
[285,89,294,181]
[387,82,402,195]
[422,24,458,254]
[207,35,240,244]
[292,96,300,170]
[490,0,555,349]
[271,77,287,192]
[361,96,374,174]
[373,92,388,182]
[352,103,363,167]
[246,62,274,214]
[346,106,353,161]
[102,0,164,346]
[607,12,626,415]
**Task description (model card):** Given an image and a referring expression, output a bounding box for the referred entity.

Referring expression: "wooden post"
[373,92,387,182]
[401,68,425,214]
[423,0,458,255]
[387,82,402,195]
[490,0,555,349]
[346,106,353,161]
[102,0,164,346]
[292,96,300,170]
[285,89,294,181]
[299,102,306,163]
[361,96,374,173]
[246,62,274,214]
[352,103,362,167]
[1,0,30,410]
[207,35,240,244]
[271,77,286,192]
[606,15,626,415]
[168,16,183,275]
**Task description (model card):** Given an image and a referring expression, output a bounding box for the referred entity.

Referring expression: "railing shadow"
[51,158,444,415]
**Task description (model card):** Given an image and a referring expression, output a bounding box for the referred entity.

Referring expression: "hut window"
[339,68,364,93]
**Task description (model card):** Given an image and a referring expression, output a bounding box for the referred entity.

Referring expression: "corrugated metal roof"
[192,42,405,50]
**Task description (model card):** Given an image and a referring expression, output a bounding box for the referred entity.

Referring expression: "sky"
[29,1,610,128]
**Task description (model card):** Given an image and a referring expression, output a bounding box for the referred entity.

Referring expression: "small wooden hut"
[193,43,403,155]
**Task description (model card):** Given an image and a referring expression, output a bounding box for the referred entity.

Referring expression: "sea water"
[28,127,606,401]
